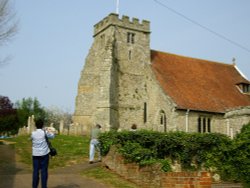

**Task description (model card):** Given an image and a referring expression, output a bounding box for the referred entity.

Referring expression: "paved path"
[0,143,109,188]
[0,141,244,188]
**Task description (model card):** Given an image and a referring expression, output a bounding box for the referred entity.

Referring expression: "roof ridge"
[151,49,234,67]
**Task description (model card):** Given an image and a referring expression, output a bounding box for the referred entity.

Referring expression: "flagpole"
[116,0,119,14]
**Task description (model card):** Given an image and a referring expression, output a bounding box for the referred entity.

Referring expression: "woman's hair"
[131,124,137,129]
[35,119,44,129]
[96,124,102,129]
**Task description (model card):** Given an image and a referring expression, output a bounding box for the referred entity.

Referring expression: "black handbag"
[44,130,57,156]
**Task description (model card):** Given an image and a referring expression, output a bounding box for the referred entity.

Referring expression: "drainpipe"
[185,109,190,132]
[230,127,234,139]
[226,119,230,136]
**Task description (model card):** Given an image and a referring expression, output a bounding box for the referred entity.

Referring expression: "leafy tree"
[0,95,18,135]
[0,94,13,109]
[15,97,46,127]
[0,0,18,64]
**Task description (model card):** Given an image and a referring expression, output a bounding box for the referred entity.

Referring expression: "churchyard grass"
[81,166,138,188]
[9,135,89,168]
[7,135,139,188]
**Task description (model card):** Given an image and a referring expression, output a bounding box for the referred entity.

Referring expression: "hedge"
[99,123,250,186]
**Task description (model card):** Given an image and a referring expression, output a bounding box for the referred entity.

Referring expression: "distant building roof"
[151,50,250,113]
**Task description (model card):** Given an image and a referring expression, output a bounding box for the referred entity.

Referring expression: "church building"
[73,13,250,137]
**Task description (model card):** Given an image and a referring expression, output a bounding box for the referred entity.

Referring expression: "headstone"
[59,120,64,134]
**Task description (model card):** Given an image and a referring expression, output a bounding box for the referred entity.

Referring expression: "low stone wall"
[103,147,211,188]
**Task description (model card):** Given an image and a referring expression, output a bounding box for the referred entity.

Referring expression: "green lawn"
[9,135,89,168]
[7,135,138,188]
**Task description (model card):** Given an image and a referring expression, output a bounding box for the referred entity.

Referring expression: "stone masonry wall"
[145,69,178,132]
[224,107,250,137]
[115,13,151,130]
[73,16,119,132]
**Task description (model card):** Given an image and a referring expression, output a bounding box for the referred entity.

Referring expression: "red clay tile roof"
[151,50,250,113]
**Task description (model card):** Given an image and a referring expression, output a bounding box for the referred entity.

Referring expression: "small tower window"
[127,32,135,44]
[100,34,105,45]
[128,50,132,60]
[131,33,135,43]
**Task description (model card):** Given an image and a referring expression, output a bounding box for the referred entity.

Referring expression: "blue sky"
[0,0,250,113]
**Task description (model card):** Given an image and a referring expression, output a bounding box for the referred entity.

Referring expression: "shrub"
[223,123,250,186]
[100,130,230,170]
[99,126,249,184]
[99,130,118,155]
[118,141,156,164]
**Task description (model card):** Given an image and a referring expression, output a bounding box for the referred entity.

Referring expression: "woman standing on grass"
[31,118,55,188]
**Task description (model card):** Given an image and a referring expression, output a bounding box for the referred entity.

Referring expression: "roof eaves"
[175,106,225,114]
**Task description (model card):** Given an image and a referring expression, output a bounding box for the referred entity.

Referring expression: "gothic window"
[198,116,211,133]
[207,118,211,132]
[127,32,135,44]
[203,118,206,132]
[198,117,201,132]
[160,110,167,132]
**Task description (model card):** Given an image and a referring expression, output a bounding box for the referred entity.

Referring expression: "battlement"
[94,13,150,36]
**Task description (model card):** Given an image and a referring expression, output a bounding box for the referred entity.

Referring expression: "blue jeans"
[89,139,101,162]
[32,154,49,188]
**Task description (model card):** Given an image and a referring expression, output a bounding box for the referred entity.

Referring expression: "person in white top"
[31,118,54,188]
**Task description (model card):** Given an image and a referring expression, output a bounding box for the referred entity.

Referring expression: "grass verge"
[82,166,138,188]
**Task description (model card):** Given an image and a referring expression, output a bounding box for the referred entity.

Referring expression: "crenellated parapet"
[94,13,150,36]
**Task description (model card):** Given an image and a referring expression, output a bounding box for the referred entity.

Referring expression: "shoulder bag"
[44,130,57,157]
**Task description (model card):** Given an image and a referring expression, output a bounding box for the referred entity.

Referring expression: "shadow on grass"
[53,183,80,188]
[0,142,19,188]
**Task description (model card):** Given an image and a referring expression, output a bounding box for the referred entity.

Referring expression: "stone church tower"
[73,13,151,132]
[73,13,250,136]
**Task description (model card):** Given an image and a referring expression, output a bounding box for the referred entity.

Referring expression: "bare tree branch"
[0,0,18,65]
